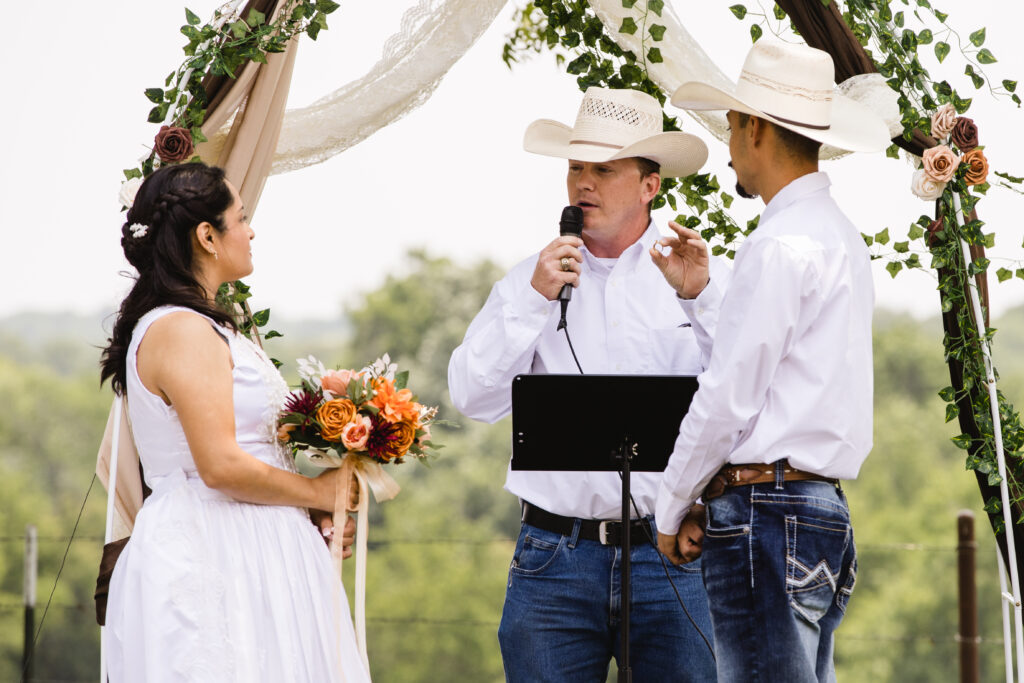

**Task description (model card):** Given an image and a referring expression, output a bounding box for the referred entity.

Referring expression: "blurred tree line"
[0,252,1022,681]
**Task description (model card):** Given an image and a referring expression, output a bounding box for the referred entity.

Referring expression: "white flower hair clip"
[119,177,144,209]
[129,223,149,238]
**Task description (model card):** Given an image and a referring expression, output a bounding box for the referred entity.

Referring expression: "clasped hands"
[657,503,706,566]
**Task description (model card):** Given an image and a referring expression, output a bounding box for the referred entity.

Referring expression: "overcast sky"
[1,1,1021,325]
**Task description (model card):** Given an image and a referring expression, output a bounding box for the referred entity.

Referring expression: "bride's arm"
[137,311,337,509]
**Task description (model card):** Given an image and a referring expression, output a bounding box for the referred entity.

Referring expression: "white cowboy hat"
[523,87,708,178]
[671,40,890,153]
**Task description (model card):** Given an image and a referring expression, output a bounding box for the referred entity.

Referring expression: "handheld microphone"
[557,205,583,331]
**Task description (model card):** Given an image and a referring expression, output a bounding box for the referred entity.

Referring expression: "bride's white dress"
[105,305,370,682]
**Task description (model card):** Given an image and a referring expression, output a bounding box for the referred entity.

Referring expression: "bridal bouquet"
[278,354,439,466]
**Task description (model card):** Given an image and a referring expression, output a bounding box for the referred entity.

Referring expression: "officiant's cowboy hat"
[671,40,890,153]
[523,87,708,177]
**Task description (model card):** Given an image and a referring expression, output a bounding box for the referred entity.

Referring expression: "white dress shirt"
[656,172,874,534]
[449,223,728,519]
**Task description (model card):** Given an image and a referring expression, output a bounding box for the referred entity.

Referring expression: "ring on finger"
[560,257,571,272]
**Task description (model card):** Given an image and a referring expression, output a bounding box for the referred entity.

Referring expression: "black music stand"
[511,373,699,683]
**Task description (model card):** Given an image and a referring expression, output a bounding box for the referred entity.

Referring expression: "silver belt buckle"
[598,520,613,545]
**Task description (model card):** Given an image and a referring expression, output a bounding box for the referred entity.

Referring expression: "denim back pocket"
[784,513,852,624]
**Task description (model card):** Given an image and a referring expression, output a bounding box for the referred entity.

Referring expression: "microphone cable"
[619,476,716,660]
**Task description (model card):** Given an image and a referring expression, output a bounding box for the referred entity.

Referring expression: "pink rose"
[321,369,361,398]
[921,145,959,183]
[910,168,946,201]
[341,416,372,451]
[930,103,957,140]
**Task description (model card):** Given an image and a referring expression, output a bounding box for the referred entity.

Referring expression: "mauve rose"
[931,103,957,140]
[154,125,195,163]
[911,168,946,201]
[922,145,959,183]
[341,416,372,451]
[951,117,979,152]
[962,148,989,186]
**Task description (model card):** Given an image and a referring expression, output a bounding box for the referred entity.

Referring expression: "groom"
[654,40,890,681]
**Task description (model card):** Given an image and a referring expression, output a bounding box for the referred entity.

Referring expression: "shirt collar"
[759,171,831,226]
[582,220,660,272]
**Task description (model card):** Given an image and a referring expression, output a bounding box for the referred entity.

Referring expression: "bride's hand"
[310,511,357,558]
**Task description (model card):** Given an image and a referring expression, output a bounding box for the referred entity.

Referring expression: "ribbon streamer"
[303,449,400,673]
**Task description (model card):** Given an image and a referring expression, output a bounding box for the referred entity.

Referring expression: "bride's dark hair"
[101,162,238,395]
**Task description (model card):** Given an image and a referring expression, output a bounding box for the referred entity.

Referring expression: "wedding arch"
[98,0,1024,677]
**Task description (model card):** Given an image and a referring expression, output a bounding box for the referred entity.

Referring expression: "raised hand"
[531,236,584,301]
[649,220,710,299]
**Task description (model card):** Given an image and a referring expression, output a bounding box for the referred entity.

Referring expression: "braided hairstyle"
[101,162,238,395]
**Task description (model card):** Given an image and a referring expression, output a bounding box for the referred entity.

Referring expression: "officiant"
[448,86,727,681]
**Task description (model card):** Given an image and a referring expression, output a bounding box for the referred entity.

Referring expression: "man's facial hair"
[728,161,757,199]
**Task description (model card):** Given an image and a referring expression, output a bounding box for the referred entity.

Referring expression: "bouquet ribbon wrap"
[305,449,400,669]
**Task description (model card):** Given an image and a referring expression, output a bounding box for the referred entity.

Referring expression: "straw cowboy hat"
[671,40,890,153]
[523,87,708,178]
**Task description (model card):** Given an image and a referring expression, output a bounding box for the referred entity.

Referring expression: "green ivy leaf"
[247,9,266,25]
[969,27,986,47]
[977,48,997,64]
[316,0,341,12]
[894,11,904,27]
[649,24,666,41]
[874,227,890,245]
[566,53,592,75]
[251,308,270,326]
[951,433,973,450]
[934,9,948,22]
[648,0,665,16]
[773,4,786,20]
[619,17,637,35]
[750,24,763,42]
[123,168,143,181]
[1003,80,1019,93]
[908,223,925,240]
[185,8,201,25]
[935,41,951,63]
[885,261,903,278]
[997,267,1014,283]
[939,386,956,402]
[905,253,921,268]
[621,0,637,7]
[893,241,909,253]
[862,234,874,247]
[647,47,664,63]
[945,403,960,422]
[729,4,748,19]
[263,330,283,340]
[965,64,985,90]
[144,88,164,104]
[917,29,933,45]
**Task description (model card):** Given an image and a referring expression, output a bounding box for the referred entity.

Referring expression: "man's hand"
[531,236,584,301]
[657,504,706,566]
[649,221,710,299]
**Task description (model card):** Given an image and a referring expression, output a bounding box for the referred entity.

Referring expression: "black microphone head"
[559,205,584,237]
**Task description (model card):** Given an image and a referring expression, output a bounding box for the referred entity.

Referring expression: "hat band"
[765,112,831,131]
[569,139,625,149]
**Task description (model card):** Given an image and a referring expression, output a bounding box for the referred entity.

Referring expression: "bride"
[100,162,371,682]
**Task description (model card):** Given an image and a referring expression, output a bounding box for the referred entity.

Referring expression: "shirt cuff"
[677,275,722,321]
[654,480,693,536]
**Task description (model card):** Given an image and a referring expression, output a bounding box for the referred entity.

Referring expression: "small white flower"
[297,355,327,383]
[366,353,397,380]
[118,177,144,209]
[910,168,946,201]
[129,223,149,238]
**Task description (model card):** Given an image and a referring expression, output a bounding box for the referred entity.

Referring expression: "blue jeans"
[498,518,715,682]
[702,477,857,682]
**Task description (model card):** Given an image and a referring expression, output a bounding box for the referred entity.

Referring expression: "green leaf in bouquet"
[263,329,283,340]
[394,369,410,390]
[364,404,380,415]
[349,379,367,403]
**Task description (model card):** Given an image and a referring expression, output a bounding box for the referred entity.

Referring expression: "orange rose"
[393,420,417,456]
[370,378,420,424]
[317,399,357,442]
[962,148,989,186]
[277,423,297,442]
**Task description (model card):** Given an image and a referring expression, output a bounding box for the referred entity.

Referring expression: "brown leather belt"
[703,460,837,501]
